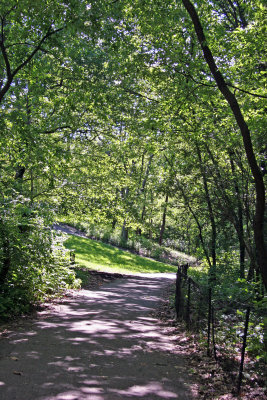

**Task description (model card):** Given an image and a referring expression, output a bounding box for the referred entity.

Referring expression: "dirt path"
[0,275,198,400]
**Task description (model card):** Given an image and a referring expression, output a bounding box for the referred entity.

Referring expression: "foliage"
[174,255,267,375]
[0,0,266,345]
[0,201,80,320]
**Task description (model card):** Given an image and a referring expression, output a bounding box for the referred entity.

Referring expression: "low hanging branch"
[181,0,267,290]
[0,24,64,104]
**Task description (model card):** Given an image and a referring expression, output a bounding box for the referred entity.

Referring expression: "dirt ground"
[0,274,199,400]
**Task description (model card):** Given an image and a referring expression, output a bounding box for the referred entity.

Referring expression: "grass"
[64,234,177,274]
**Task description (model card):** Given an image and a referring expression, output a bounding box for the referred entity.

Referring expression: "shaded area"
[74,269,125,290]
[0,275,197,400]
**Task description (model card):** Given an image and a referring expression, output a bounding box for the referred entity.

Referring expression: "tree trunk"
[229,155,245,278]
[206,144,252,276]
[179,184,212,269]
[182,0,266,289]
[112,218,117,230]
[121,220,128,242]
[196,144,216,275]
[138,154,154,235]
[149,219,153,239]
[159,193,168,246]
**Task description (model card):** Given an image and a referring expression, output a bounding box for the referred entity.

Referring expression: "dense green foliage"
[0,0,266,369]
[0,216,80,319]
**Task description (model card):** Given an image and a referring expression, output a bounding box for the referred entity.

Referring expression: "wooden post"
[175,267,182,319]
[70,250,75,265]
[186,278,191,329]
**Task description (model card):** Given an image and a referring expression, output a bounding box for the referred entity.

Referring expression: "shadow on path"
[0,276,198,400]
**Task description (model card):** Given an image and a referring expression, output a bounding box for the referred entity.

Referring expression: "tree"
[181,0,266,288]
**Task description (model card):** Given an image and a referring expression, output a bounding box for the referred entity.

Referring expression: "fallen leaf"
[13,371,23,376]
[10,357,19,361]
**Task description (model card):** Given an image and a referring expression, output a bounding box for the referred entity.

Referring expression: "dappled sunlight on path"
[0,276,197,399]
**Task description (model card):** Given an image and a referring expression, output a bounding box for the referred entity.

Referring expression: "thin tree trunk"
[159,193,168,246]
[206,143,254,272]
[112,218,117,230]
[149,219,153,239]
[138,154,154,235]
[196,144,216,276]
[229,155,245,278]
[121,220,128,242]
[179,184,212,269]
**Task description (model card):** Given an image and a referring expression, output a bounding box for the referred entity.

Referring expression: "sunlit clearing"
[64,234,177,274]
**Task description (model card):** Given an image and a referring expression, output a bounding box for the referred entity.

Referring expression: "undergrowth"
[0,212,81,321]
[171,255,267,393]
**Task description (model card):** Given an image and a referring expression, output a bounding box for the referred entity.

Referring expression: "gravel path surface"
[0,275,198,400]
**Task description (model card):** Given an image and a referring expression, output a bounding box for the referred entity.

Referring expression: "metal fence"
[174,264,258,395]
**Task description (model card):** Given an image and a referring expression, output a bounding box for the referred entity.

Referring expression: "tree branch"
[227,83,267,99]
[121,86,159,102]
[41,125,72,134]
[0,17,12,80]
[0,25,64,103]
[12,26,64,77]
[1,5,17,19]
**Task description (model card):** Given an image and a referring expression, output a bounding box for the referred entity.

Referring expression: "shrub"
[0,200,80,320]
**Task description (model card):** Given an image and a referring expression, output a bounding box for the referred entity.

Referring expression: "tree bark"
[182,0,266,289]
[159,193,169,246]
[196,143,217,275]
[179,184,212,269]
[205,143,254,272]
[229,155,245,278]
[121,220,128,242]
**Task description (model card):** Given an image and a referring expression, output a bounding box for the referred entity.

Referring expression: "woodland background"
[0,0,266,381]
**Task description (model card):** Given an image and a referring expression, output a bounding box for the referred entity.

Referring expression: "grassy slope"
[64,234,177,274]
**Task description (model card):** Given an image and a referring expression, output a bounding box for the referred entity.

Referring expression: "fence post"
[70,250,75,265]
[237,307,250,395]
[175,266,182,319]
[186,278,191,329]
[183,263,188,278]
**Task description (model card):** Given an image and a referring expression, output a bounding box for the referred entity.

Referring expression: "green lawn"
[64,234,177,274]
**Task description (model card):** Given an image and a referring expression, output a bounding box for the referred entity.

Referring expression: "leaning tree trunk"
[182,0,266,289]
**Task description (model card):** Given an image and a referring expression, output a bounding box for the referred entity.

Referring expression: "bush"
[0,200,80,320]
